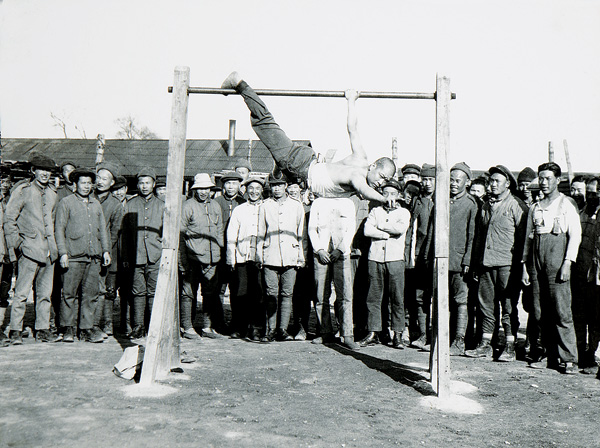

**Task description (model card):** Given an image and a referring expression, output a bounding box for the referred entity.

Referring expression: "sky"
[1,0,599,173]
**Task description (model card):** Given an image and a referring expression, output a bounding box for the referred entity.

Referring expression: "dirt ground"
[1,300,600,448]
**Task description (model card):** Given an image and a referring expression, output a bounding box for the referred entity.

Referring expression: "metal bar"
[168,86,456,100]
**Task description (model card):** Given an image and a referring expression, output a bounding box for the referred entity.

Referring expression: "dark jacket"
[3,180,58,263]
[449,192,478,272]
[180,197,223,267]
[121,194,165,265]
[55,194,110,259]
[95,192,124,271]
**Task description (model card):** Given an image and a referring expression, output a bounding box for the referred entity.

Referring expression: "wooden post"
[139,66,190,385]
[548,141,554,163]
[563,139,573,185]
[95,134,105,165]
[432,74,451,398]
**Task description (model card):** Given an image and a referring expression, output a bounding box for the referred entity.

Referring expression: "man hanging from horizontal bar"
[221,72,396,206]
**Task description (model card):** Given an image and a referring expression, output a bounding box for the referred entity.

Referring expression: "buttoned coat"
[121,194,165,265]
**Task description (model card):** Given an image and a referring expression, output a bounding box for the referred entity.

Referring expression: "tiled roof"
[0,138,312,177]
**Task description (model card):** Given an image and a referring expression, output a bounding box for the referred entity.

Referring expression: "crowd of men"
[1,152,599,378]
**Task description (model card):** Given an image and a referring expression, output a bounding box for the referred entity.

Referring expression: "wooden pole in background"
[432,75,451,398]
[548,141,554,163]
[140,66,190,385]
[563,139,573,185]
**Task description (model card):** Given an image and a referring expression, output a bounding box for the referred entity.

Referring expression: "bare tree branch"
[50,112,68,138]
[115,115,158,139]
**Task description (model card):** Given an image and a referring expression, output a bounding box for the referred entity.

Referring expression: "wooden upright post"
[431,74,451,398]
[548,141,555,163]
[563,139,573,185]
[139,66,190,385]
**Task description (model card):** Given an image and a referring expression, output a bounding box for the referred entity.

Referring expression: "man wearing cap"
[226,176,266,340]
[121,167,165,339]
[358,179,410,349]
[214,170,246,333]
[467,165,528,362]
[522,163,581,373]
[55,168,111,343]
[257,174,305,342]
[3,154,58,344]
[405,163,435,349]
[234,160,252,196]
[154,176,167,201]
[112,176,128,205]
[517,167,537,208]
[56,161,77,203]
[401,164,421,184]
[93,161,124,337]
[445,163,478,355]
[180,173,224,339]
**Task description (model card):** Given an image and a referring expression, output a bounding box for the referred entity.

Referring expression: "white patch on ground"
[403,361,430,371]
[123,383,178,398]
[420,380,483,414]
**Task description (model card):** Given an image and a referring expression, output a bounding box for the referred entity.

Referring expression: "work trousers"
[449,271,469,339]
[232,262,264,332]
[366,260,405,333]
[263,265,297,333]
[180,260,220,330]
[61,259,101,330]
[94,267,116,328]
[237,81,316,181]
[478,266,515,337]
[10,255,54,331]
[414,265,433,337]
[0,261,12,308]
[571,269,600,358]
[531,233,578,363]
[131,261,160,329]
[313,256,354,337]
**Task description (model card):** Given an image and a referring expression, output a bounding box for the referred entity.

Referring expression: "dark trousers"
[263,266,297,332]
[61,259,100,330]
[531,233,578,363]
[479,266,515,337]
[180,260,220,330]
[237,81,316,181]
[351,254,369,333]
[449,271,469,340]
[232,262,264,332]
[0,261,13,308]
[292,263,313,332]
[131,261,160,329]
[366,260,405,332]
[95,267,116,328]
[571,270,600,362]
[414,265,433,338]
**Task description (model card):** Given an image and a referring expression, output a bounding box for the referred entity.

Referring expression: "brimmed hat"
[112,175,127,190]
[268,173,287,185]
[234,160,252,171]
[286,176,304,188]
[220,171,243,183]
[30,154,56,171]
[60,160,77,170]
[242,176,266,187]
[137,166,156,180]
[401,164,421,176]
[191,173,215,189]
[517,167,536,183]
[155,176,166,188]
[489,165,517,187]
[451,162,472,180]
[96,161,121,179]
[69,167,96,184]
[421,163,436,178]
[382,179,402,192]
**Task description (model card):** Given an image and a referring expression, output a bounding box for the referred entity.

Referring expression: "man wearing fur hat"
[3,154,58,345]
[55,168,111,343]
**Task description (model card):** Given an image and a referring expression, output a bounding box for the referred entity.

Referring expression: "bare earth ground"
[1,301,600,448]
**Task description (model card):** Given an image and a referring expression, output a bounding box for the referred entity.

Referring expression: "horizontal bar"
[167,86,456,100]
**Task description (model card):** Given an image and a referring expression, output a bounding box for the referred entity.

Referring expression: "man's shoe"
[311,333,336,345]
[35,329,53,343]
[392,333,405,349]
[249,328,262,341]
[261,330,276,343]
[498,341,516,362]
[358,332,379,347]
[128,325,145,340]
[465,340,493,358]
[221,71,243,91]
[9,330,23,345]
[276,329,294,342]
[94,326,108,340]
[182,327,200,340]
[342,337,360,351]
[229,331,243,339]
[63,327,75,343]
[559,361,578,375]
[102,323,113,337]
[295,325,307,341]
[410,335,427,350]
[449,337,465,356]
[81,328,104,343]
[401,328,411,346]
[201,328,225,339]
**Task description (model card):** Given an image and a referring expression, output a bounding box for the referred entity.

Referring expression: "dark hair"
[471,176,487,187]
[537,162,561,178]
[571,175,587,185]
[374,157,396,174]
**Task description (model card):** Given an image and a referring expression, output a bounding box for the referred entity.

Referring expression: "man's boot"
[449,336,465,356]
[465,338,493,358]
[358,332,379,347]
[9,330,23,345]
[498,340,516,362]
[102,299,114,336]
